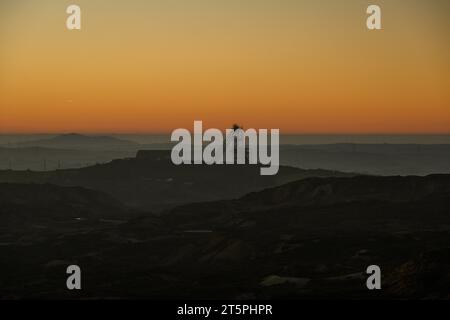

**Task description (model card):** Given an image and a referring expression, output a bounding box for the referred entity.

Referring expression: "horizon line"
[1,132,450,136]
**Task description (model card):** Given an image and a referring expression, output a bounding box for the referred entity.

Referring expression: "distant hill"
[3,140,450,175]
[13,133,138,150]
[0,150,353,211]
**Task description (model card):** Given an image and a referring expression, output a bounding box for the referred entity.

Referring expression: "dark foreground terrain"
[1,174,450,299]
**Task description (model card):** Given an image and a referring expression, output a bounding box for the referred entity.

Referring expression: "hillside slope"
[0,151,353,211]
[1,175,450,299]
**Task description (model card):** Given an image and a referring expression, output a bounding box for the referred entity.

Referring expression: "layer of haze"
[1,0,449,133]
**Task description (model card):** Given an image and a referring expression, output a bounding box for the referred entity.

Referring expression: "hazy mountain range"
[2,134,450,175]
[11,133,138,150]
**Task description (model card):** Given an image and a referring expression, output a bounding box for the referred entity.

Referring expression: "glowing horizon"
[1,0,449,134]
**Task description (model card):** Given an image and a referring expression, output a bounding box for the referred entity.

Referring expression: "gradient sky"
[0,0,449,133]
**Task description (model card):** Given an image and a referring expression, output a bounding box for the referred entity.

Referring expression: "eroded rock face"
[386,249,450,299]
[239,175,450,208]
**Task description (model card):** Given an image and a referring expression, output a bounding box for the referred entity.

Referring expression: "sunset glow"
[1,0,449,133]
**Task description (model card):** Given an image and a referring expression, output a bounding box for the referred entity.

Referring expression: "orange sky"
[1,0,449,133]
